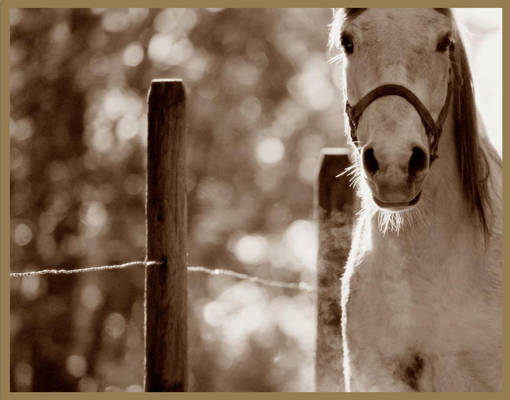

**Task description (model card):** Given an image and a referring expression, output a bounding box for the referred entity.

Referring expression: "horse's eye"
[341,33,354,55]
[436,35,453,52]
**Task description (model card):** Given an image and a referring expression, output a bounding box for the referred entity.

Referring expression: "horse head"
[330,8,490,231]
[336,9,458,211]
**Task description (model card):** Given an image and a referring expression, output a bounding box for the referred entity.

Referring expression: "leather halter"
[345,77,453,164]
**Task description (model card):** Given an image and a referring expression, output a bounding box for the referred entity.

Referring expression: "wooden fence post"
[144,79,187,391]
[315,148,356,392]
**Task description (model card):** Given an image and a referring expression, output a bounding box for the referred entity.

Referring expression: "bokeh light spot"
[82,201,108,235]
[284,219,318,270]
[240,96,262,121]
[14,223,32,246]
[154,9,197,35]
[124,173,144,196]
[10,8,23,26]
[14,362,32,390]
[234,234,268,264]
[255,137,285,164]
[80,284,104,311]
[104,312,126,339]
[78,376,98,392]
[148,34,194,67]
[105,385,121,391]
[116,115,140,141]
[11,117,33,141]
[20,275,44,301]
[102,9,130,32]
[203,301,226,327]
[122,42,144,67]
[66,355,87,378]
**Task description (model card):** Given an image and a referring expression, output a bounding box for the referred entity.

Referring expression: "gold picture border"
[1,1,506,399]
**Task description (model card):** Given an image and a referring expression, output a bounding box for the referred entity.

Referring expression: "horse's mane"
[329,8,492,233]
[449,13,492,234]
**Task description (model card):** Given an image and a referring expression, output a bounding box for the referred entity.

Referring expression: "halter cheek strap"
[345,80,453,163]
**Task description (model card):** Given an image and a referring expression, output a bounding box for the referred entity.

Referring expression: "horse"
[328,8,502,391]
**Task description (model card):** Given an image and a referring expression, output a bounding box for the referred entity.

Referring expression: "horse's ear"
[344,9,366,20]
[330,8,339,24]
[328,9,342,50]
[434,8,451,16]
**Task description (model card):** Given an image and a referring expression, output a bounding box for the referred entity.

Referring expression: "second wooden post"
[315,148,356,392]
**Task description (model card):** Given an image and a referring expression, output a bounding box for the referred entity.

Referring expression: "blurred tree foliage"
[10,8,347,391]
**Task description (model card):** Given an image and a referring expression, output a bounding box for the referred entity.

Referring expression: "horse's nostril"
[363,147,379,175]
[409,146,428,176]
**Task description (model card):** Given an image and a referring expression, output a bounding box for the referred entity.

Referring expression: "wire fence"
[9,260,316,293]
[9,80,334,391]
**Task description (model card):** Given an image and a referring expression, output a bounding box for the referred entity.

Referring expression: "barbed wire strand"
[9,261,315,292]
[188,265,315,293]
[9,261,162,278]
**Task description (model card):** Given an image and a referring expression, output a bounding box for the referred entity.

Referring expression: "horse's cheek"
[344,62,363,100]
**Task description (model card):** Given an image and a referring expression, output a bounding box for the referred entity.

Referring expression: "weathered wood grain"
[315,148,356,392]
[144,79,187,392]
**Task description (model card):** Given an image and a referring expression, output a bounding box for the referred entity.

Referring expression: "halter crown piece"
[345,54,455,164]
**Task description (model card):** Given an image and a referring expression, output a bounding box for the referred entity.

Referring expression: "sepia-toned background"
[9,8,501,392]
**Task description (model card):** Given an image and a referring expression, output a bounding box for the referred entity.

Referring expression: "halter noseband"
[345,79,453,164]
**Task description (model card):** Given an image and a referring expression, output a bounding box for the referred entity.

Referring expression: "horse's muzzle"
[365,166,425,211]
[362,144,428,210]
